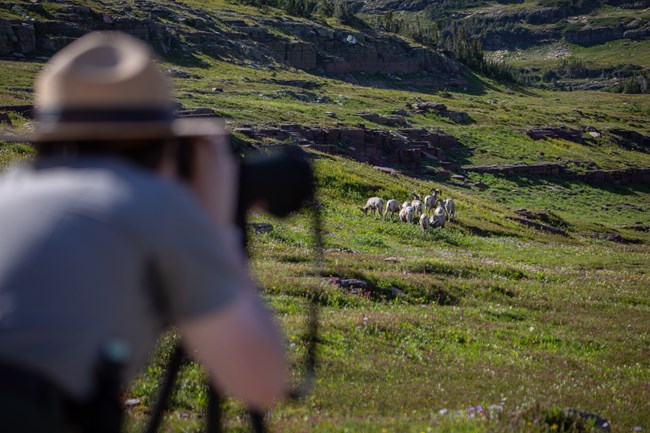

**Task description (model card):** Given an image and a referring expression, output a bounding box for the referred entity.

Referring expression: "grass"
[115,154,650,432]
[1,1,649,431]
[498,39,650,71]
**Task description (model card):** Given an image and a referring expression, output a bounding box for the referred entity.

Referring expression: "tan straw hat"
[0,31,223,142]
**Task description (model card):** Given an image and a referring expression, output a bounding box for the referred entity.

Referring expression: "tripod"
[145,202,322,433]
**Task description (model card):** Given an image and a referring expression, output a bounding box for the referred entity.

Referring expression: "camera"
[177,138,315,220]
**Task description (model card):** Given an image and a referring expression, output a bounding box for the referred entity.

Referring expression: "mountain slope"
[0,4,649,430]
[351,0,650,89]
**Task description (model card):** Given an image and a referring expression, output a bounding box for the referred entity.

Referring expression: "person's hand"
[188,133,239,228]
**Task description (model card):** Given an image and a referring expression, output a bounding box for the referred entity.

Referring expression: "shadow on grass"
[500,173,650,198]
[162,49,218,69]
[454,219,525,238]
[321,269,460,306]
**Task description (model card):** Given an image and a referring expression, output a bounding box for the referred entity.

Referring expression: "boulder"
[441,110,472,124]
[373,166,401,176]
[0,112,12,126]
[247,222,274,234]
[411,102,447,112]
[608,128,649,149]
[474,181,489,191]
[526,127,583,144]
[507,216,567,236]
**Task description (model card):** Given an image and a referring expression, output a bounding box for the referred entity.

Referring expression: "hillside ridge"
[0,0,466,88]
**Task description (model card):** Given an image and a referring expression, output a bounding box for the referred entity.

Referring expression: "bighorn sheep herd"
[360,188,457,232]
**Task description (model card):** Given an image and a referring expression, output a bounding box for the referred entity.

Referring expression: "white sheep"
[424,188,441,213]
[429,200,446,228]
[443,198,456,222]
[411,198,423,218]
[419,214,429,232]
[360,197,384,219]
[401,201,411,209]
[383,199,400,220]
[399,205,414,223]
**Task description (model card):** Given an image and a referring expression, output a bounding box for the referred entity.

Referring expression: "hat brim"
[0,117,226,143]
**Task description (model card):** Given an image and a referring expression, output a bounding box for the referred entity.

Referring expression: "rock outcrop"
[235,125,458,172]
[0,1,465,87]
[565,25,626,46]
[608,128,650,151]
[465,163,650,186]
[526,127,584,144]
[0,19,36,55]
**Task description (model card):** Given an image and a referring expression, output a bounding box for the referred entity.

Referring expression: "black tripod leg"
[145,345,185,433]
[207,386,222,433]
[250,411,267,433]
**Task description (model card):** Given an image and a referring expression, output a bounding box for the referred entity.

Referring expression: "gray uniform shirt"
[0,157,242,398]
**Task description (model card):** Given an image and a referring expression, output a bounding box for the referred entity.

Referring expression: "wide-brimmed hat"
[0,31,224,143]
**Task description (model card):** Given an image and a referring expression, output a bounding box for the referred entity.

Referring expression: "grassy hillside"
[121,154,649,433]
[1,1,649,432]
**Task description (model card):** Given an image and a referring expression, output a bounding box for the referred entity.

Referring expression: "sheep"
[424,188,441,213]
[443,198,456,222]
[401,201,412,209]
[419,214,429,232]
[360,197,384,219]
[399,205,414,223]
[383,199,400,220]
[412,200,423,217]
[429,200,446,228]
[411,197,423,218]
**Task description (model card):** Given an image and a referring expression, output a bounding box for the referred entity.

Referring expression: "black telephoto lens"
[237,146,314,218]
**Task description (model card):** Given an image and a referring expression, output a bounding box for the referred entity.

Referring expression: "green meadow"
[1,1,649,431]
[118,153,649,433]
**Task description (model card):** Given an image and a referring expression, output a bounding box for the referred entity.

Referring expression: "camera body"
[177,139,315,220]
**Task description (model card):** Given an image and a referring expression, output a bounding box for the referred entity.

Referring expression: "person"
[0,31,287,432]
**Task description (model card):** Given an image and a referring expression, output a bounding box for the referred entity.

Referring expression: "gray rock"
[0,112,12,126]
[411,102,447,112]
[248,222,274,234]
[166,68,199,79]
[338,278,368,289]
[474,181,489,191]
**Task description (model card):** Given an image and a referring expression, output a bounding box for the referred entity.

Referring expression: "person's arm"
[174,133,288,411]
[178,286,287,411]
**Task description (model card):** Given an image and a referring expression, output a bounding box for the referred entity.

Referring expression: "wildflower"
[439,409,448,415]
[633,427,642,432]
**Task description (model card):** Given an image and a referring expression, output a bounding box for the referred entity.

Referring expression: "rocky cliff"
[354,0,650,51]
[0,1,464,86]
